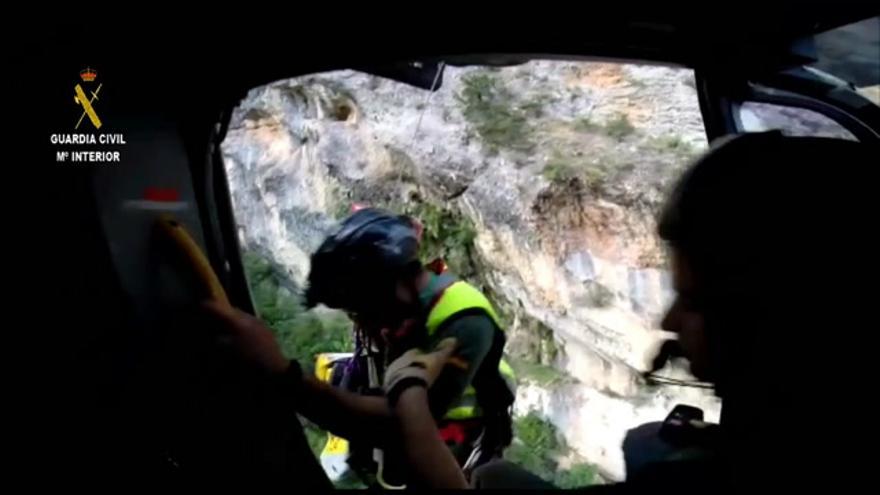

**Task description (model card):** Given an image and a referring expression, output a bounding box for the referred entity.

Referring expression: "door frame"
[696,65,880,144]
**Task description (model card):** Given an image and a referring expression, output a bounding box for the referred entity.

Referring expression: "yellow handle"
[155,214,230,308]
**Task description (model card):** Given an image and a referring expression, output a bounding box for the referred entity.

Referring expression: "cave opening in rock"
[333,102,354,122]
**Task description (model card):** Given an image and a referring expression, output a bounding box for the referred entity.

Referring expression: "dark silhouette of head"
[657,131,871,488]
[659,131,867,393]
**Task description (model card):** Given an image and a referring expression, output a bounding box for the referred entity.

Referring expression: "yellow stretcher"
[315,352,355,481]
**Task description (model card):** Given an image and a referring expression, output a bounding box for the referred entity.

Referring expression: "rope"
[400,61,446,184]
[644,373,715,389]
[411,61,446,145]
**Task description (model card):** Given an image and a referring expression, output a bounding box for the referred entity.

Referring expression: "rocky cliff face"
[221,60,721,480]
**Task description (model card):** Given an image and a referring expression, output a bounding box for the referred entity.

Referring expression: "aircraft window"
[221,60,712,486]
[811,16,880,105]
[737,101,858,141]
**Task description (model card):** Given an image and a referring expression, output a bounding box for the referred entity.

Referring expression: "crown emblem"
[80,67,97,82]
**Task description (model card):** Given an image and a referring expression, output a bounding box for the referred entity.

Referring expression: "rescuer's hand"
[201,300,290,375]
[383,338,458,400]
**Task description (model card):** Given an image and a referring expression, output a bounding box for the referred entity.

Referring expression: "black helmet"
[304,208,421,316]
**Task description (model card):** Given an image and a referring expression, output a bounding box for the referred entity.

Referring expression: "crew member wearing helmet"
[305,207,516,487]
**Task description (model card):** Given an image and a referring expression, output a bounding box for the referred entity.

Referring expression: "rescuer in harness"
[305,207,516,487]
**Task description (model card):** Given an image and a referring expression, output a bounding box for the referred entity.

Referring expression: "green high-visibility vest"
[425,280,517,420]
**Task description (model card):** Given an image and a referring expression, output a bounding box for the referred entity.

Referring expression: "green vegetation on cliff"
[604,113,636,141]
[458,72,533,153]
[506,412,599,487]
[509,357,572,387]
[542,150,615,191]
[399,199,477,277]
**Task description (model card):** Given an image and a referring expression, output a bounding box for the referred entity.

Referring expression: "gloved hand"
[383,337,458,406]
